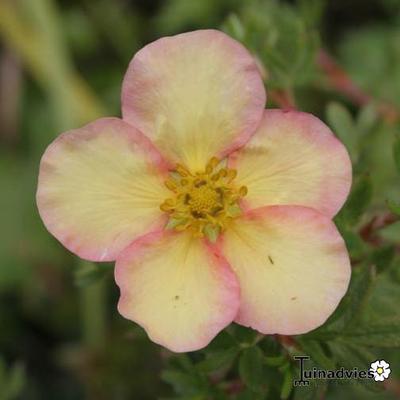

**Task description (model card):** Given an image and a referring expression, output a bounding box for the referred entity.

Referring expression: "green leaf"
[345,265,377,328]
[326,102,357,156]
[307,265,377,338]
[342,317,400,347]
[280,367,293,400]
[222,0,319,89]
[338,227,367,260]
[264,354,287,367]
[394,136,400,175]
[196,347,239,373]
[0,360,26,400]
[369,245,395,274]
[387,199,400,216]
[229,324,259,346]
[336,175,373,226]
[296,339,335,370]
[357,103,378,134]
[293,379,327,400]
[238,347,266,393]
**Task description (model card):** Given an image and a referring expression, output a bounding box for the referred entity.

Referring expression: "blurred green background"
[1,0,400,399]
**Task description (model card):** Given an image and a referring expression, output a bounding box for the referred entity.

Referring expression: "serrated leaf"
[238,347,266,393]
[342,317,400,347]
[296,339,335,370]
[336,175,373,226]
[229,324,259,346]
[345,265,377,328]
[196,347,239,373]
[308,264,377,338]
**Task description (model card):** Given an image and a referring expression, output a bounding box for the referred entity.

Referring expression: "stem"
[317,49,399,124]
[80,262,107,350]
[269,88,297,110]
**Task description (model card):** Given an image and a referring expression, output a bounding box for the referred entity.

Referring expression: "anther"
[206,157,219,171]
[239,186,248,197]
[219,168,227,178]
[165,179,177,191]
[226,169,237,181]
[176,164,190,177]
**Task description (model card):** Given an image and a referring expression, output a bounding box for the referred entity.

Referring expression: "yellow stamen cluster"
[160,157,247,241]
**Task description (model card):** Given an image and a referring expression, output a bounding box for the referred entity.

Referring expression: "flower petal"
[115,230,240,352]
[382,369,391,379]
[375,375,385,382]
[370,361,380,370]
[231,109,352,217]
[380,360,390,369]
[37,118,170,261]
[121,29,266,171]
[220,206,351,334]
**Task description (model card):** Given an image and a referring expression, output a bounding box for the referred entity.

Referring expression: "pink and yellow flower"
[37,30,352,352]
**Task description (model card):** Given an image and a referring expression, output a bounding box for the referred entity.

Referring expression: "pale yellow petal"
[122,29,266,171]
[115,231,239,352]
[221,206,351,334]
[37,118,169,261]
[232,110,352,217]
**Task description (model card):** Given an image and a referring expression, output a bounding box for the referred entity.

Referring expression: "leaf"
[296,339,335,370]
[342,317,400,347]
[222,0,319,89]
[264,354,287,367]
[357,103,378,134]
[161,370,206,396]
[280,367,293,400]
[369,245,395,274]
[338,226,367,260]
[229,324,259,346]
[0,360,26,400]
[344,265,377,328]
[307,265,377,338]
[196,347,239,373]
[336,175,373,226]
[238,347,266,393]
[386,199,400,216]
[293,379,327,400]
[326,102,357,156]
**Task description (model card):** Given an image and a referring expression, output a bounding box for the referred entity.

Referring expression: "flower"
[370,360,391,381]
[37,29,352,352]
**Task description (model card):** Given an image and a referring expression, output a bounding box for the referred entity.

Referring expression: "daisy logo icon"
[370,360,391,381]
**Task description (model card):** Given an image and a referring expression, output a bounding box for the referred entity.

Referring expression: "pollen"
[160,157,247,241]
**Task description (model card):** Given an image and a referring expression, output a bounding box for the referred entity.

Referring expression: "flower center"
[160,157,247,241]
